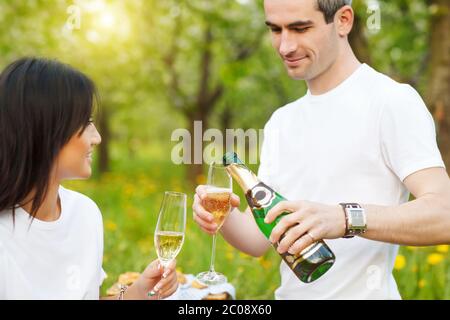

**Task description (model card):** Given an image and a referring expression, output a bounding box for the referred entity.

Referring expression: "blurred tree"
[367,0,430,84]
[1,0,448,179]
[157,0,268,184]
[426,0,450,168]
[349,0,372,64]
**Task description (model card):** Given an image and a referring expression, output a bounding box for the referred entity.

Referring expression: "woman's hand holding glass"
[123,259,178,300]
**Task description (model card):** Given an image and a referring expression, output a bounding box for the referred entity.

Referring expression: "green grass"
[393,246,449,299]
[64,151,449,300]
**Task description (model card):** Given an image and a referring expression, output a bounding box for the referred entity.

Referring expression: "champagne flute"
[196,162,232,286]
[150,191,186,298]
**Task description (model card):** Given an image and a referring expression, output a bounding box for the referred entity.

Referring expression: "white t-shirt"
[258,63,445,300]
[0,186,106,299]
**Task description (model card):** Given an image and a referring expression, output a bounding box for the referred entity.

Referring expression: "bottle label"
[246,183,276,210]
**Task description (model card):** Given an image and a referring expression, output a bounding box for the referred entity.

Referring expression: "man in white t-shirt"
[193,0,450,299]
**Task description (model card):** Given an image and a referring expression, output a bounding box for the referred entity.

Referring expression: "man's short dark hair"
[317,0,352,24]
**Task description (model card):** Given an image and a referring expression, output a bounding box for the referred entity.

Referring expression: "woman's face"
[56,121,102,180]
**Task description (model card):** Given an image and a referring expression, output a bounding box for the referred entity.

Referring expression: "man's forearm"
[220,207,270,257]
[362,193,450,245]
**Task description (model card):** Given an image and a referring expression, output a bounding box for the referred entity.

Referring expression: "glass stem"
[209,233,217,273]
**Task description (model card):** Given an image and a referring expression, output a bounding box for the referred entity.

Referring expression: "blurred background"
[0,0,448,299]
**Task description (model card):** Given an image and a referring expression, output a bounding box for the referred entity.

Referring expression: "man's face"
[264,0,339,81]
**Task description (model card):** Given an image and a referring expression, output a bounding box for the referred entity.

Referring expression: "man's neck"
[307,47,361,96]
[22,181,61,222]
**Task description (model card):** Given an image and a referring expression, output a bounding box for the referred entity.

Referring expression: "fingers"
[195,185,240,209]
[230,193,240,208]
[193,185,240,236]
[162,259,176,278]
[193,193,213,222]
[159,272,179,299]
[286,230,318,255]
[152,265,178,298]
[166,259,176,271]
[143,259,164,278]
[264,201,299,224]
[269,210,305,244]
[195,185,208,200]
[192,192,218,235]
[276,219,315,254]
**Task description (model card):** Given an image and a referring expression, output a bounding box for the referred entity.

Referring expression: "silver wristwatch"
[339,203,367,238]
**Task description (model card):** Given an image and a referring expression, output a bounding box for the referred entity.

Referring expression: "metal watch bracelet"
[339,203,367,238]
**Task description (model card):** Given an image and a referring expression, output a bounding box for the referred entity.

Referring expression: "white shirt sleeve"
[380,84,445,182]
[92,203,107,288]
[99,268,107,287]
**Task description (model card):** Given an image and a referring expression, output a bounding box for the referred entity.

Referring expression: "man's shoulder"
[364,64,418,99]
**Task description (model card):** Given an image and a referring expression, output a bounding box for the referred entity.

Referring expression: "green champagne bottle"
[223,152,335,283]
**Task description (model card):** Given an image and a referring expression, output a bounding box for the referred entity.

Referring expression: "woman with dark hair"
[0,58,178,299]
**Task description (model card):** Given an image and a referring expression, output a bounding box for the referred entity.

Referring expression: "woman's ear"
[335,5,354,37]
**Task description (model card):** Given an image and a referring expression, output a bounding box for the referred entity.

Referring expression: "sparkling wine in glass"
[150,191,186,298]
[196,162,232,286]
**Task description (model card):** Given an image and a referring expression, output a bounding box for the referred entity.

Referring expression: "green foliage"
[366,0,431,92]
[0,0,433,144]
[394,246,450,299]
[2,0,447,299]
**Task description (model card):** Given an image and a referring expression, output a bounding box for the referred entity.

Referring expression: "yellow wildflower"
[239,252,250,259]
[196,174,207,185]
[125,206,140,219]
[123,184,135,197]
[418,279,426,288]
[144,182,157,194]
[105,220,118,232]
[138,238,151,254]
[436,245,449,253]
[226,251,234,261]
[394,255,406,270]
[260,259,272,270]
[427,253,445,265]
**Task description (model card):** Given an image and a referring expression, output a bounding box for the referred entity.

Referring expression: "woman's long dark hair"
[0,57,97,220]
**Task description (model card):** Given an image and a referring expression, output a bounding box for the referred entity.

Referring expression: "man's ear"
[335,5,354,37]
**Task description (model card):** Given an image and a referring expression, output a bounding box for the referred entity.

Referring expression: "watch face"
[349,209,366,227]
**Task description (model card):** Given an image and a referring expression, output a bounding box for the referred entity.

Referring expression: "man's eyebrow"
[265,21,279,28]
[265,20,314,28]
[287,20,314,27]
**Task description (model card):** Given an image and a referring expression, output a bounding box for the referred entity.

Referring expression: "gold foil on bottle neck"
[225,163,260,193]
